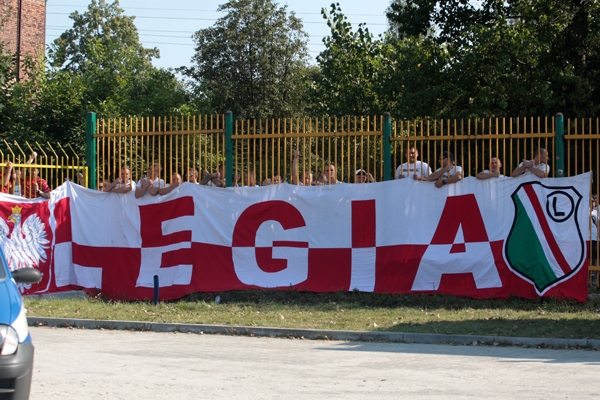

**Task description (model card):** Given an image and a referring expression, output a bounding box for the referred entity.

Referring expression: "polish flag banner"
[0,172,591,302]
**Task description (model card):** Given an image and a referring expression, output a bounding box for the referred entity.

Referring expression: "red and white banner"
[0,173,591,301]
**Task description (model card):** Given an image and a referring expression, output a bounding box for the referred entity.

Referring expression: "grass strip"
[24,290,600,340]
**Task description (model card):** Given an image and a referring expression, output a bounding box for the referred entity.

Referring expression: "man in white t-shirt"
[477,157,505,180]
[428,151,463,188]
[511,148,550,178]
[396,146,431,181]
[104,167,135,193]
[135,163,165,198]
[159,173,183,195]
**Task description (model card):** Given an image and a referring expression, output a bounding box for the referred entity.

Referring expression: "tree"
[385,0,600,118]
[307,4,389,116]
[47,0,187,118]
[186,0,310,119]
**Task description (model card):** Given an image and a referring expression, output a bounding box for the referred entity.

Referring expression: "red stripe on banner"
[352,200,376,248]
[523,185,571,275]
[72,243,142,300]
[374,244,427,293]
[53,198,71,244]
[272,241,309,248]
[305,248,352,291]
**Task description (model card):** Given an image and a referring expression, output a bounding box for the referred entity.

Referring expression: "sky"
[45,0,393,71]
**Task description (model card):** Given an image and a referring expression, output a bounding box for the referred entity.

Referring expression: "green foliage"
[185,0,311,119]
[384,0,600,118]
[309,1,600,119]
[307,4,388,116]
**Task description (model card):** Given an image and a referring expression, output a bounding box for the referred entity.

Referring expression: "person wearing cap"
[354,169,376,183]
[476,157,504,180]
[396,146,431,180]
[428,151,463,188]
[511,148,550,178]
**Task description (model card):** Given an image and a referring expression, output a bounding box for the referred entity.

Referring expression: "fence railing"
[0,140,87,192]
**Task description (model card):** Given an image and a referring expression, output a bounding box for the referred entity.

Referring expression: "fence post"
[85,112,97,189]
[555,112,564,178]
[225,111,233,187]
[383,112,392,181]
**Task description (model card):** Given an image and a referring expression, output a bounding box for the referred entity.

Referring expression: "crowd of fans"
[0,147,551,199]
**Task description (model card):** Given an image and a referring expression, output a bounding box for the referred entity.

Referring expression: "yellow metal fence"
[0,140,87,192]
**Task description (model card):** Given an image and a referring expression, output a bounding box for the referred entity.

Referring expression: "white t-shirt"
[116,180,135,190]
[436,165,463,179]
[482,170,505,177]
[518,162,550,176]
[136,177,165,188]
[396,161,432,179]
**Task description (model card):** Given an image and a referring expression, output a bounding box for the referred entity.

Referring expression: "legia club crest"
[505,182,585,294]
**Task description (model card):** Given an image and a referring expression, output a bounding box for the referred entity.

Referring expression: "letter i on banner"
[350,200,376,291]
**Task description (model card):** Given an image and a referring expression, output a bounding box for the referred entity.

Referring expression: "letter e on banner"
[137,197,195,288]
[232,201,308,288]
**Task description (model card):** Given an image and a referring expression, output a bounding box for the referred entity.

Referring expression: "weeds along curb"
[27,316,600,350]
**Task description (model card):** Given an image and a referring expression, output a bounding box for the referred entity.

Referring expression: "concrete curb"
[27,316,600,350]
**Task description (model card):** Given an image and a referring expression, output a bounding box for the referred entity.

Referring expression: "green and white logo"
[505,182,585,294]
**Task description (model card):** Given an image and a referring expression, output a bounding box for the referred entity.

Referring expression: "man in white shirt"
[159,173,183,195]
[428,151,463,188]
[396,146,431,180]
[135,163,165,198]
[511,148,550,178]
[477,157,505,180]
[104,167,135,193]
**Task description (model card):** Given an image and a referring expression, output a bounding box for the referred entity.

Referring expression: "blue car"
[0,249,41,400]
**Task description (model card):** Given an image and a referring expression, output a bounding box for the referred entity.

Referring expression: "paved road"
[30,327,600,399]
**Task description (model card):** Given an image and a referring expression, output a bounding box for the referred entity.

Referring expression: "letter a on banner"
[412,194,502,292]
[505,182,585,294]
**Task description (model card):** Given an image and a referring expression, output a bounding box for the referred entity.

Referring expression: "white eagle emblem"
[0,205,50,272]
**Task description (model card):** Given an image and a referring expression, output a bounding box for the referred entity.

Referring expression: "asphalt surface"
[29,326,600,399]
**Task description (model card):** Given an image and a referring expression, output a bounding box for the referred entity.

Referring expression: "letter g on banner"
[232,201,308,288]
